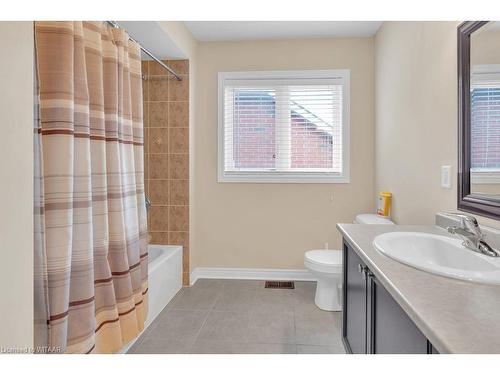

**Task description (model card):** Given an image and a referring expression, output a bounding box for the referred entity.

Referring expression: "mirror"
[470,22,500,197]
[458,21,500,219]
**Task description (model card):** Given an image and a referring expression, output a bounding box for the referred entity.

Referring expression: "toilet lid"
[355,213,394,225]
[305,250,342,266]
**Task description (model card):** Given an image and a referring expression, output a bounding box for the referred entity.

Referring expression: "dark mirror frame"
[457,21,500,220]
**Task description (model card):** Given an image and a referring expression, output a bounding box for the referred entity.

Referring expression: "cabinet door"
[368,274,429,354]
[342,241,368,354]
[428,343,440,354]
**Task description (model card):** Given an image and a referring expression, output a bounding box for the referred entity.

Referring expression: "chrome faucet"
[443,212,500,257]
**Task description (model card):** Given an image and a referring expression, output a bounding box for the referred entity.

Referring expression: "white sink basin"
[373,232,500,285]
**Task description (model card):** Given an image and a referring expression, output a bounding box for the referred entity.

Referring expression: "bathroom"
[2,0,500,372]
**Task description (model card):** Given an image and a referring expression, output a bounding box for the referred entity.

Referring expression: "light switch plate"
[441,165,452,189]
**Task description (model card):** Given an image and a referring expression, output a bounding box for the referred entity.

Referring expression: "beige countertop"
[336,223,500,354]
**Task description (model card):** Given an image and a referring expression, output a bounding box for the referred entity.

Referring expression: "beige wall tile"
[143,128,149,154]
[141,60,149,75]
[149,179,169,206]
[169,154,189,180]
[149,102,169,127]
[182,272,190,286]
[169,231,189,248]
[143,97,149,121]
[149,232,169,245]
[182,246,190,271]
[144,155,149,180]
[149,60,170,76]
[149,77,169,101]
[149,128,169,154]
[169,102,189,128]
[148,206,169,232]
[142,57,190,287]
[170,180,189,205]
[169,206,189,231]
[142,79,148,102]
[143,180,151,199]
[149,154,169,179]
[168,75,189,101]
[169,127,189,154]
[166,59,189,75]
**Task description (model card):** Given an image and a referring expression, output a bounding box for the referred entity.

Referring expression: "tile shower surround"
[143,59,190,285]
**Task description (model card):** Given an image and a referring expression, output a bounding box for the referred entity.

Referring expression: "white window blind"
[218,70,350,183]
[470,65,500,184]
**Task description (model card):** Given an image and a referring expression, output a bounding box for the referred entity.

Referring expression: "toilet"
[304,213,394,311]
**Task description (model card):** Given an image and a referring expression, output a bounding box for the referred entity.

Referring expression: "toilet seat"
[304,250,342,274]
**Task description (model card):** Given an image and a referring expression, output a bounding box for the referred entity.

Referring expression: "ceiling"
[118,21,186,59]
[184,21,383,42]
[115,21,383,62]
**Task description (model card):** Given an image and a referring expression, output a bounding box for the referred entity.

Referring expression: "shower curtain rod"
[106,21,182,81]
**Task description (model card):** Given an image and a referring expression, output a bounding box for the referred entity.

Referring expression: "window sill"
[218,171,350,184]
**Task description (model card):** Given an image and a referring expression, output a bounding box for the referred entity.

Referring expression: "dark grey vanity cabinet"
[342,240,433,354]
[343,241,368,354]
[367,273,428,353]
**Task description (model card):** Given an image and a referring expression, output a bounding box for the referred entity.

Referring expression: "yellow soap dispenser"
[377,192,392,218]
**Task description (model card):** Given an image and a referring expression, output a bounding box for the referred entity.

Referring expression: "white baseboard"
[190,267,316,286]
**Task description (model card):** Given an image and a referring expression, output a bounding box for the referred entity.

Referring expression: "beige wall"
[0,22,34,348]
[374,21,500,229]
[471,27,500,65]
[193,38,375,270]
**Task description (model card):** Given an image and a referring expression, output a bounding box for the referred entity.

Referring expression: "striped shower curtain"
[34,21,148,354]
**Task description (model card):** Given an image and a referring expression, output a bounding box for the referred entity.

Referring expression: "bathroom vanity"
[337,222,500,354]
[335,20,500,354]
[343,239,436,354]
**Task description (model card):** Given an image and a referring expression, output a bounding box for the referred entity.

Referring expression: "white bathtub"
[146,244,183,326]
[121,244,182,353]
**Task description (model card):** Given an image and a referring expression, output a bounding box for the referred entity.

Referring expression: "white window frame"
[217,69,350,183]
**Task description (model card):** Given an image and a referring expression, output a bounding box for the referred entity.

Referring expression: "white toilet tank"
[355,213,394,225]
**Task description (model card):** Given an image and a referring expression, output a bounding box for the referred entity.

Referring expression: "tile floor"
[128,279,345,354]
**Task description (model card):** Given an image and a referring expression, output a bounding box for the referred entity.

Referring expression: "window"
[218,70,350,183]
[471,65,500,184]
